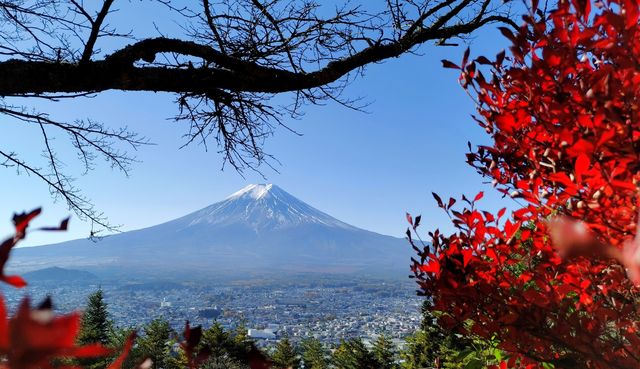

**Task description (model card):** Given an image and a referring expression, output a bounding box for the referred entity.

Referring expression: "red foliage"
[411,0,640,368]
[0,209,135,369]
[1,297,111,369]
[0,208,70,288]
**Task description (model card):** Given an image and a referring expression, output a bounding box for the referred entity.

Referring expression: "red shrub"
[410,0,640,368]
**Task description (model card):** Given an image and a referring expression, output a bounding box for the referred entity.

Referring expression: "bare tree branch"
[79,0,115,64]
[0,0,515,231]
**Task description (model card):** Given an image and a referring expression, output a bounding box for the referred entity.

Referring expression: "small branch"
[80,0,115,64]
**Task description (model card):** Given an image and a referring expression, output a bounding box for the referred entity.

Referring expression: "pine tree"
[201,321,233,358]
[77,289,112,369]
[401,302,466,369]
[108,327,142,369]
[401,301,502,369]
[332,339,377,369]
[137,318,174,369]
[400,330,432,369]
[199,321,260,367]
[372,335,397,369]
[229,322,252,362]
[271,336,299,369]
[200,356,247,369]
[300,338,329,369]
[78,289,111,345]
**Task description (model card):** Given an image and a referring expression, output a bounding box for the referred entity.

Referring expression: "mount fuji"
[10,184,413,278]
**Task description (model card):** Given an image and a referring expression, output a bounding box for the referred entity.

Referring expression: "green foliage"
[401,301,504,369]
[78,289,111,345]
[401,329,432,369]
[199,321,255,366]
[271,336,300,369]
[137,318,176,369]
[300,338,329,369]
[108,326,142,369]
[372,334,397,369]
[332,339,378,369]
[77,289,112,369]
[230,321,253,362]
[201,322,233,358]
[200,356,249,369]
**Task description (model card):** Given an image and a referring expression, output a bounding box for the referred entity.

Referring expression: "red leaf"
[476,56,492,65]
[574,154,590,182]
[1,275,26,288]
[496,50,506,66]
[473,191,484,202]
[12,208,41,235]
[419,259,441,275]
[624,0,639,28]
[596,129,616,147]
[6,297,111,368]
[0,210,71,289]
[406,213,413,226]
[0,237,22,288]
[441,60,460,69]
[611,180,637,191]
[462,249,473,268]
[38,217,70,232]
[462,47,470,68]
[432,192,444,208]
[498,27,516,42]
[0,297,7,350]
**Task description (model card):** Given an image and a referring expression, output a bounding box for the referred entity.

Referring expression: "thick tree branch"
[0,9,510,97]
[0,0,515,231]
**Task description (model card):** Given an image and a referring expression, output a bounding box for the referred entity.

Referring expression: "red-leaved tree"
[409,0,640,368]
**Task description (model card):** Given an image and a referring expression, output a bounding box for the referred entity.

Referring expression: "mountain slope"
[10,184,413,278]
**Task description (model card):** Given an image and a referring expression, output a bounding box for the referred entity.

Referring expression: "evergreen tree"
[201,321,233,359]
[400,330,432,369]
[200,356,248,369]
[77,289,112,369]
[332,339,377,369]
[78,289,111,345]
[108,327,142,369]
[137,318,174,369]
[229,322,252,362]
[199,321,263,367]
[271,336,299,369]
[300,338,329,369]
[401,301,503,369]
[372,334,397,369]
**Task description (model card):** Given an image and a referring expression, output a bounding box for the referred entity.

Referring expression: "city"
[1,276,422,347]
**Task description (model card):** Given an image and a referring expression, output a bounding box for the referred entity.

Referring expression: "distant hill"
[22,267,99,282]
[11,184,414,278]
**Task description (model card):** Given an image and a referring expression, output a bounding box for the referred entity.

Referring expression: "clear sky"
[0,2,516,246]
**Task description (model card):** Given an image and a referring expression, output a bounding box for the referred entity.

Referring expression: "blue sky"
[0,3,516,246]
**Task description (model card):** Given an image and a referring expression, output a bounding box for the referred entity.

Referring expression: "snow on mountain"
[11,184,412,278]
[182,184,354,231]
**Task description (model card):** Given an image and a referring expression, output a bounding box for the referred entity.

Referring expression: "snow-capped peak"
[184,184,355,231]
[226,183,274,200]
